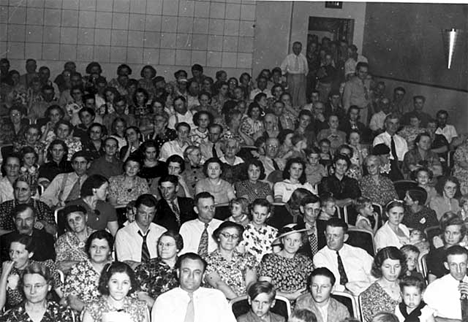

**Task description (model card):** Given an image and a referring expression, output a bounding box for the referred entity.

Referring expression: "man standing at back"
[152,252,236,322]
[281,41,308,107]
[343,62,372,125]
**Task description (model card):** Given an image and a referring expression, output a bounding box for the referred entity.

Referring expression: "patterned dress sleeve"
[54,234,71,262]
[107,176,120,200]
[258,253,275,278]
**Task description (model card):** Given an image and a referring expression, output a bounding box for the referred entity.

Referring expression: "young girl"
[400,245,424,279]
[355,197,377,233]
[318,139,333,170]
[414,168,437,205]
[304,148,327,187]
[408,229,430,254]
[238,281,285,322]
[19,146,39,194]
[82,262,149,322]
[227,198,250,227]
[239,199,278,263]
[395,276,435,322]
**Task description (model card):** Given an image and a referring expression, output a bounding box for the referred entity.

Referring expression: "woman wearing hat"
[372,143,403,181]
[55,204,95,273]
[359,155,398,206]
[205,221,257,300]
[258,223,314,301]
[402,187,438,232]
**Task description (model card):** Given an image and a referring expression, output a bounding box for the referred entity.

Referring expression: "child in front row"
[227,198,250,227]
[237,281,285,322]
[355,197,377,233]
[395,276,435,322]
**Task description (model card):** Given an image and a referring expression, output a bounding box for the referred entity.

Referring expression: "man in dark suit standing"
[154,175,196,231]
[1,204,55,263]
[298,194,327,260]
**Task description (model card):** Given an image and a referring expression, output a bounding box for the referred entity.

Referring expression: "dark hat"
[62,204,87,217]
[372,143,390,156]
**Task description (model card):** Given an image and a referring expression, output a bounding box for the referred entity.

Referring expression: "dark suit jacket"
[1,229,56,263]
[298,219,327,260]
[154,197,196,232]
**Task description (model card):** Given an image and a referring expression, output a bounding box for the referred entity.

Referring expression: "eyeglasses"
[220,232,239,240]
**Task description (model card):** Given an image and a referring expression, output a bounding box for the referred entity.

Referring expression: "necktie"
[272,159,280,171]
[197,223,209,257]
[212,144,218,159]
[390,135,398,161]
[171,199,181,225]
[308,230,318,257]
[294,55,299,71]
[461,281,468,322]
[336,251,349,285]
[184,292,195,322]
[138,231,150,262]
[66,177,81,202]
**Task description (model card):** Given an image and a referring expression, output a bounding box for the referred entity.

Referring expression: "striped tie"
[139,231,150,262]
[197,223,209,257]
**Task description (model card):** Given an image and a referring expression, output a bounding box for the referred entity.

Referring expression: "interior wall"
[0,0,257,80]
[253,1,366,79]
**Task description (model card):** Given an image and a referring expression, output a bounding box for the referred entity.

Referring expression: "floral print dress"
[85,296,148,322]
[63,259,102,305]
[0,301,74,322]
[240,224,278,263]
[134,258,179,299]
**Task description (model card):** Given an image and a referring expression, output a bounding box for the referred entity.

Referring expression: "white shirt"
[219,156,244,166]
[436,124,458,144]
[115,222,167,262]
[249,88,273,101]
[281,53,309,75]
[179,218,223,255]
[424,273,468,320]
[152,287,236,322]
[374,221,410,252]
[373,131,408,161]
[274,179,317,203]
[314,244,374,293]
[369,111,388,131]
[40,173,88,207]
[0,177,14,204]
[168,111,195,130]
[159,140,190,162]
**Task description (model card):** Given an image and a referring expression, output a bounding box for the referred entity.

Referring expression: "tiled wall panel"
[0,0,256,76]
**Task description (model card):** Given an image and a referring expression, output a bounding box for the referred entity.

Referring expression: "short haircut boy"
[307,267,336,287]
[399,275,426,292]
[247,281,276,302]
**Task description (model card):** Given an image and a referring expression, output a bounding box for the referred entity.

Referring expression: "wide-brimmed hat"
[276,223,308,240]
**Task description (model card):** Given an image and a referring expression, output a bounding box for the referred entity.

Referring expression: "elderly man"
[343,62,372,125]
[151,253,236,322]
[179,192,223,255]
[159,122,191,162]
[313,218,373,294]
[168,96,195,130]
[424,245,468,322]
[0,177,56,236]
[281,41,308,107]
[182,146,205,197]
[155,175,196,232]
[259,137,285,180]
[115,194,167,270]
[0,204,55,262]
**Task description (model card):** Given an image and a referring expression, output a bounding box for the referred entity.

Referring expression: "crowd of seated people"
[0,35,467,322]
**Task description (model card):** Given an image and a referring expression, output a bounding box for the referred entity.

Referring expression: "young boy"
[295,267,350,322]
[238,281,285,322]
[318,138,333,170]
[400,245,424,280]
[355,197,377,233]
[305,147,327,187]
[395,276,435,322]
[227,197,250,227]
[318,195,337,220]
[414,168,436,205]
